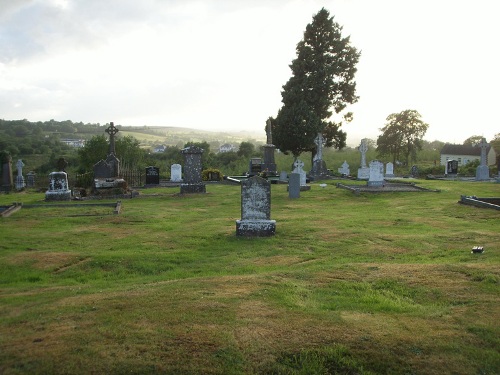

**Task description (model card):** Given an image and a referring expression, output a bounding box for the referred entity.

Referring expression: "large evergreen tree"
[272,8,360,157]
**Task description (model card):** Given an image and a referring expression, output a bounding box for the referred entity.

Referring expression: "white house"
[440,143,496,166]
[153,145,166,153]
[219,143,235,153]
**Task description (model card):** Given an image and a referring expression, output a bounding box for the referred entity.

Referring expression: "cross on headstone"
[479,138,488,166]
[358,139,368,168]
[16,159,24,176]
[105,122,119,155]
[314,133,324,162]
[265,118,273,145]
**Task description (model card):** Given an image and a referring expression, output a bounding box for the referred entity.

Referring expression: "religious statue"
[265,119,273,145]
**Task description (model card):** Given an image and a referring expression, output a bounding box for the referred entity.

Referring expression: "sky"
[1,0,499,146]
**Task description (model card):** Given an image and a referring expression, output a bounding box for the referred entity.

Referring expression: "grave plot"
[459,196,500,210]
[19,201,122,217]
[336,181,440,194]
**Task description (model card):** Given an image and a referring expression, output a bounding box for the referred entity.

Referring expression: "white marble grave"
[170,164,182,182]
[368,160,384,186]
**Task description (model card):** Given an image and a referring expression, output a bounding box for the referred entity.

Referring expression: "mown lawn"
[0,179,499,374]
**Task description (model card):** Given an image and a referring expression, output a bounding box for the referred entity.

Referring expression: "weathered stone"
[236,176,275,236]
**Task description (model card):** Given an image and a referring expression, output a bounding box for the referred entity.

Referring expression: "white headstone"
[338,160,350,176]
[292,159,306,186]
[170,164,182,182]
[15,159,25,190]
[368,160,384,186]
[476,138,490,181]
[385,162,395,177]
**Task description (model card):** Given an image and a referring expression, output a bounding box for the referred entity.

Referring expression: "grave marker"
[236,176,276,236]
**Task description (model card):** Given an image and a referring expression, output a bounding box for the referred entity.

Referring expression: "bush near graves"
[459,159,480,176]
[202,168,223,181]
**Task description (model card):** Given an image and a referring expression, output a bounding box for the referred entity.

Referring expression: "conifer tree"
[272,8,360,157]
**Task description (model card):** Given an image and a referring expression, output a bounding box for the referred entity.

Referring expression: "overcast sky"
[1,0,498,146]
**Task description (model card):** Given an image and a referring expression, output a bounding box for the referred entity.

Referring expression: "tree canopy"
[376,110,429,165]
[271,8,360,157]
[77,134,145,172]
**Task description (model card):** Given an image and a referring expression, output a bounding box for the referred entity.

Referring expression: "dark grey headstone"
[236,176,275,236]
[180,146,206,193]
[288,173,300,199]
[145,166,160,185]
[446,160,458,175]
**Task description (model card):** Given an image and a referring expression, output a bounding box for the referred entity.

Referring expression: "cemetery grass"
[0,180,499,374]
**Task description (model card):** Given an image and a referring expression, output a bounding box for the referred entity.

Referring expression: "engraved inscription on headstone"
[145,166,160,185]
[236,176,276,236]
[180,146,206,194]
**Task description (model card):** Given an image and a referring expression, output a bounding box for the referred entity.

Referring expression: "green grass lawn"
[0,180,499,374]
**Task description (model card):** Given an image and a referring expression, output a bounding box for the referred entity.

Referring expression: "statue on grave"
[313,133,324,162]
[265,118,273,145]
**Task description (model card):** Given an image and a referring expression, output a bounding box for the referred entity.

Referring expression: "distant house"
[153,145,166,153]
[219,143,235,153]
[440,143,496,166]
[61,139,85,148]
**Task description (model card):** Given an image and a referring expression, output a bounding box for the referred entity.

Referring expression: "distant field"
[0,179,498,374]
[119,126,265,147]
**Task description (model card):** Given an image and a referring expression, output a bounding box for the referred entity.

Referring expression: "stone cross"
[16,159,24,176]
[358,139,368,168]
[293,159,304,171]
[313,133,324,162]
[105,122,119,155]
[479,138,488,166]
[265,119,273,145]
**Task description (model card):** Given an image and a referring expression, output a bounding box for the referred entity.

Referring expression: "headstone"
[368,160,384,186]
[170,164,182,182]
[248,158,262,176]
[15,159,25,190]
[45,171,71,201]
[446,160,458,175]
[261,119,277,174]
[92,122,127,193]
[180,146,206,194]
[279,171,288,182]
[311,133,328,178]
[357,139,370,180]
[288,173,301,199]
[476,138,490,181]
[292,159,309,190]
[385,162,395,177]
[410,165,419,178]
[93,122,121,179]
[26,171,36,188]
[338,160,350,176]
[145,166,160,185]
[236,176,276,236]
[1,153,13,192]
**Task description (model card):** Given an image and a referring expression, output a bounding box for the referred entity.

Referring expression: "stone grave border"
[336,181,440,195]
[459,196,500,210]
[1,201,122,217]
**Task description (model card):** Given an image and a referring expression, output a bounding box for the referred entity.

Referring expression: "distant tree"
[376,110,429,165]
[272,8,360,158]
[116,135,145,169]
[77,134,145,172]
[77,135,108,171]
[184,141,210,154]
[463,135,485,147]
[237,141,255,158]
